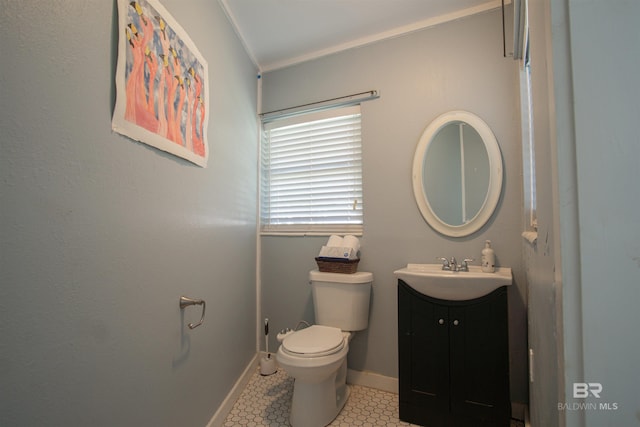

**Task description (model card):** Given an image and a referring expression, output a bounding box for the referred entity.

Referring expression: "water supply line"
[295,320,311,331]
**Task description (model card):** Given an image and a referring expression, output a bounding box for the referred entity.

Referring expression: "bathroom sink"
[393,263,512,301]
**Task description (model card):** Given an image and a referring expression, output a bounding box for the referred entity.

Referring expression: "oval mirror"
[412,111,503,237]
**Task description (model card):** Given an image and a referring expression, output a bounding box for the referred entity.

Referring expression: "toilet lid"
[282,325,345,356]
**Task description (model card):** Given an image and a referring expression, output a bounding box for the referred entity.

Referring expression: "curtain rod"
[260,90,379,120]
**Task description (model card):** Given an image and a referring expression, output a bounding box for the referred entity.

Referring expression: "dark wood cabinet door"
[398,281,510,427]
[449,287,511,426]
[399,281,449,426]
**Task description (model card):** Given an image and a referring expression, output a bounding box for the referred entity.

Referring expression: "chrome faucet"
[438,257,475,271]
[437,257,451,270]
[459,258,475,272]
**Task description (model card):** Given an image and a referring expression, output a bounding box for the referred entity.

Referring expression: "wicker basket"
[315,257,360,274]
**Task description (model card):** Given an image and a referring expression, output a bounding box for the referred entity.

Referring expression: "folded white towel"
[318,246,358,260]
[326,235,344,247]
[343,235,360,253]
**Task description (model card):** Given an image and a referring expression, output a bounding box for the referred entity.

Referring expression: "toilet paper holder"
[179,296,206,329]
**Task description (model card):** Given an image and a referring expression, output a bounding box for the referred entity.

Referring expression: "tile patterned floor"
[223,366,415,427]
[223,366,525,427]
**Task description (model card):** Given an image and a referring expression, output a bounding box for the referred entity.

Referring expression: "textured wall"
[520,1,640,425]
[562,1,640,425]
[523,0,562,424]
[261,9,527,404]
[0,1,258,426]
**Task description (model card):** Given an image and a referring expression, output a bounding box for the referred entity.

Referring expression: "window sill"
[260,224,363,237]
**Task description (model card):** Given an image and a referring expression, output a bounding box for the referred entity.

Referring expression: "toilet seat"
[282,325,345,358]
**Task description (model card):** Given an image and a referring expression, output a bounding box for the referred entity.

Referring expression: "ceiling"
[219,0,503,72]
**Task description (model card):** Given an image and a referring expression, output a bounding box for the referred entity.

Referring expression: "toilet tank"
[309,270,373,331]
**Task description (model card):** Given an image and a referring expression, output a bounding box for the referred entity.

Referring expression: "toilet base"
[289,359,349,427]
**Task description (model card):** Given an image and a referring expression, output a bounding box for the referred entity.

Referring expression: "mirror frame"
[412,111,503,237]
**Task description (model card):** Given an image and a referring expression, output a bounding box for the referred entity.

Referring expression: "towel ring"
[179,296,206,329]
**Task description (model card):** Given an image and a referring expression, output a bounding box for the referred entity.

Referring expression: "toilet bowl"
[277,325,352,427]
[276,270,373,427]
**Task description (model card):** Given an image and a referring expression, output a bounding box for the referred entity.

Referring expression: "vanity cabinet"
[398,280,510,427]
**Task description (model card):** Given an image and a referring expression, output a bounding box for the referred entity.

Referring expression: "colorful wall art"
[113,0,209,167]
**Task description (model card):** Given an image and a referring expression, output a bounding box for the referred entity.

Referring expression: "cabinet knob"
[438,318,445,325]
[453,320,459,326]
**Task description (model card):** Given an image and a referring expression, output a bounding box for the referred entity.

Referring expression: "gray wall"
[527,0,640,426]
[570,2,640,423]
[0,1,257,426]
[261,9,528,404]
[523,0,562,424]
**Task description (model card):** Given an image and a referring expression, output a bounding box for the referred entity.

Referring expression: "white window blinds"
[261,105,363,235]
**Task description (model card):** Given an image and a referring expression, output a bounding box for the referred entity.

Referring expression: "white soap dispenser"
[481,240,496,273]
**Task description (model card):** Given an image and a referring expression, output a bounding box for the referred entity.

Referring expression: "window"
[260,105,363,235]
[519,10,537,230]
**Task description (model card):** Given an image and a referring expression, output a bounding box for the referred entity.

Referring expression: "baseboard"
[206,353,258,427]
[512,402,527,422]
[346,369,399,394]
[511,402,527,421]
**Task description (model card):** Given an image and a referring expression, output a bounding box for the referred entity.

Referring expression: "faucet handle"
[461,258,475,271]
[436,257,451,270]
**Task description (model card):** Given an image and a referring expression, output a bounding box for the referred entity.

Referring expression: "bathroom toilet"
[276,270,373,427]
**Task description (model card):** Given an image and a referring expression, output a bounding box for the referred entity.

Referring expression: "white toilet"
[276,270,373,427]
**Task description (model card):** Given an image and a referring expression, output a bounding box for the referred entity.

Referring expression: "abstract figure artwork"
[113,0,209,167]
